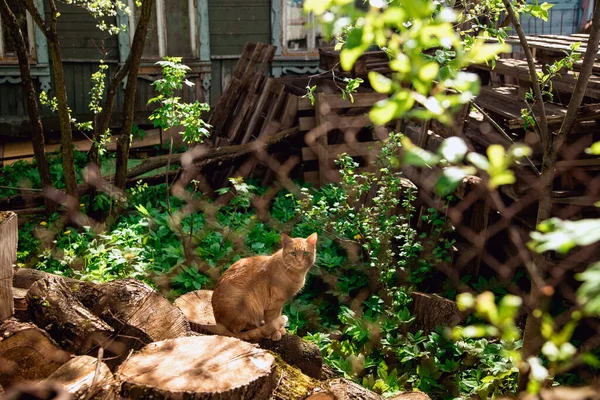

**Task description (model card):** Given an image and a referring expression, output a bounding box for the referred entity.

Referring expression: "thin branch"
[501,0,550,152]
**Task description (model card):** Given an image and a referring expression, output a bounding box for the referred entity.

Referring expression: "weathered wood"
[389,393,432,400]
[12,286,28,321]
[72,278,191,344]
[410,292,467,333]
[0,318,71,386]
[14,268,191,361]
[44,355,117,400]
[27,276,114,355]
[117,336,277,399]
[0,211,17,321]
[173,290,215,334]
[174,289,324,379]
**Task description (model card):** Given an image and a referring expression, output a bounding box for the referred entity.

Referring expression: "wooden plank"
[209,6,270,22]
[240,78,274,144]
[299,116,316,131]
[279,95,298,129]
[315,93,329,187]
[0,212,17,321]
[301,141,381,161]
[556,158,600,169]
[298,97,313,110]
[317,93,388,110]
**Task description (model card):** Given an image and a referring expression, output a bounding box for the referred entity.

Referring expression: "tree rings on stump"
[118,336,277,399]
[0,318,71,386]
[173,290,215,334]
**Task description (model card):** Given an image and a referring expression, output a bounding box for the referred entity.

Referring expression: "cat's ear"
[306,232,318,246]
[281,233,293,248]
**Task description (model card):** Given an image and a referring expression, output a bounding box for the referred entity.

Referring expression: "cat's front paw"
[269,315,288,341]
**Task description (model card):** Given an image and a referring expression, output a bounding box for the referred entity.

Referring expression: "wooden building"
[0,0,593,145]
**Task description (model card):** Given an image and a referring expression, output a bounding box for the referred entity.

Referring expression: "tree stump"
[410,292,467,333]
[389,392,432,400]
[44,355,117,400]
[305,378,382,400]
[175,289,323,378]
[173,290,215,334]
[0,318,71,386]
[117,336,277,399]
[27,276,114,355]
[0,211,17,321]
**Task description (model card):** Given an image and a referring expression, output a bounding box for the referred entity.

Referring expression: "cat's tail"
[206,316,288,343]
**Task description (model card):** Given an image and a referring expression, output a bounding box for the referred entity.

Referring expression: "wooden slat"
[317,93,387,109]
[299,117,316,131]
[301,141,381,161]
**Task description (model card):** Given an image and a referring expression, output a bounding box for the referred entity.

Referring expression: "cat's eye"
[303,251,309,256]
[291,251,296,256]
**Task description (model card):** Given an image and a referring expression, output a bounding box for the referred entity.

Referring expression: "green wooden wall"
[208,0,270,56]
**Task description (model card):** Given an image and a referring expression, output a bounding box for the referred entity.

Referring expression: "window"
[127,0,198,60]
[281,0,326,55]
[0,0,36,62]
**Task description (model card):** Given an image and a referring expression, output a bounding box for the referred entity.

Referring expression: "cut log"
[2,381,72,400]
[305,378,382,400]
[44,355,117,400]
[410,292,467,333]
[12,286,28,321]
[117,336,277,399]
[72,278,191,343]
[0,318,71,386]
[259,334,323,380]
[15,269,191,358]
[27,276,114,356]
[175,289,323,378]
[173,290,215,334]
[0,211,17,320]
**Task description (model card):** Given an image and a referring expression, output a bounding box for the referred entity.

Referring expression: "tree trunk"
[46,2,77,196]
[26,276,115,355]
[0,317,71,386]
[0,0,55,213]
[43,355,117,400]
[117,336,278,399]
[174,288,324,379]
[114,0,154,191]
[305,379,383,400]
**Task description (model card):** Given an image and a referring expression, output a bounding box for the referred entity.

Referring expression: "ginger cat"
[210,232,318,342]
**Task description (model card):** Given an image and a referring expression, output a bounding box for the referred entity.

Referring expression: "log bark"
[174,289,323,378]
[0,318,71,386]
[73,278,191,343]
[43,355,117,400]
[12,286,28,321]
[26,276,115,355]
[0,211,17,321]
[117,336,277,399]
[305,378,382,400]
[15,269,191,363]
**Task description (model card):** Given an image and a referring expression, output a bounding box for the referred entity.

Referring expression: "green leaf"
[435,167,466,196]
[418,62,439,82]
[401,138,440,167]
[370,99,399,125]
[467,152,490,170]
[465,42,511,64]
[368,71,393,93]
[439,137,468,163]
[585,141,600,155]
